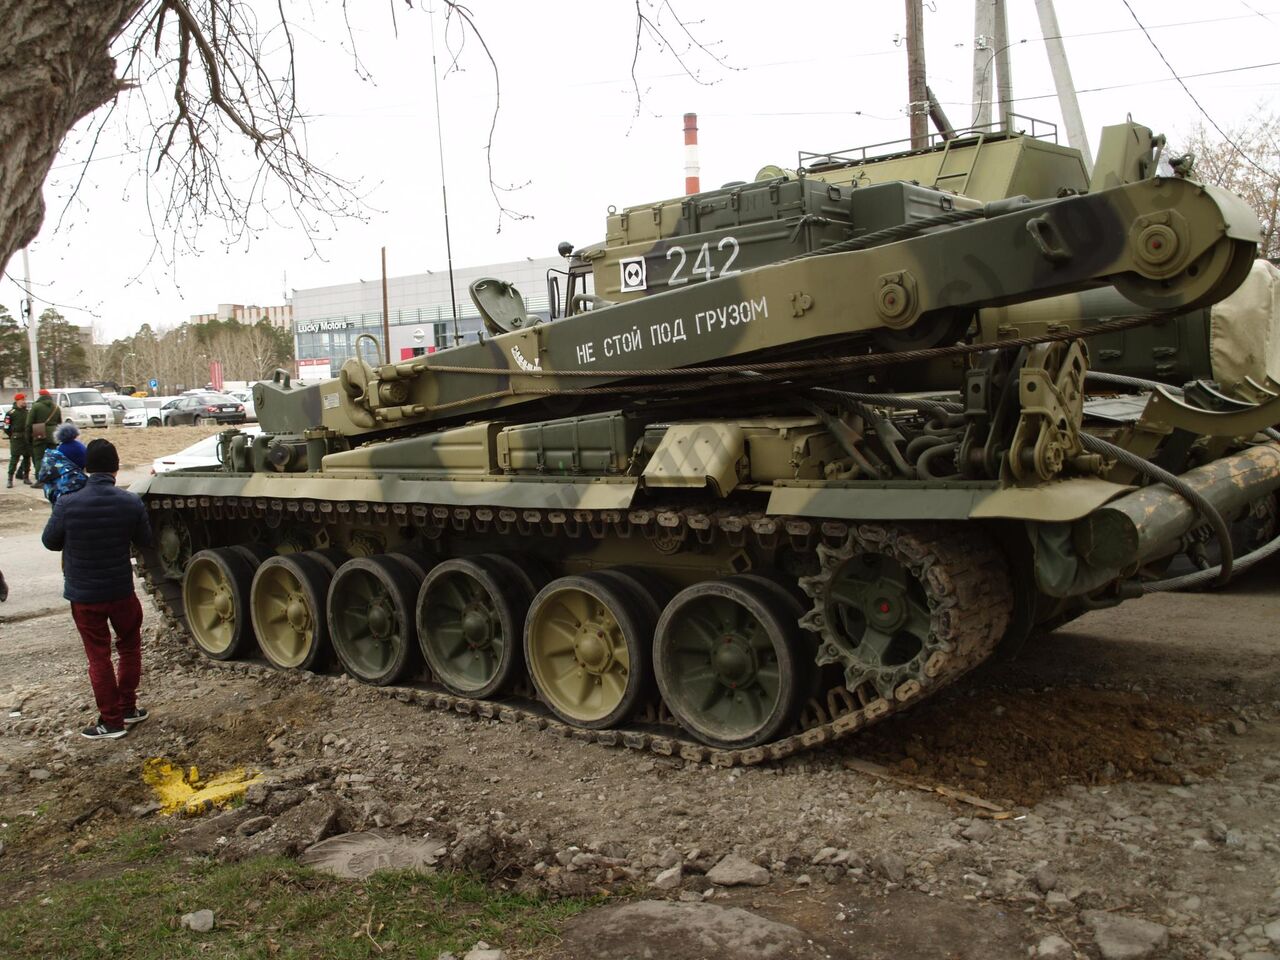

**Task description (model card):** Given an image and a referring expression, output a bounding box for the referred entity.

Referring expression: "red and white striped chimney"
[683,112,700,195]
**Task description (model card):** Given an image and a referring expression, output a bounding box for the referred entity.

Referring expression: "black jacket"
[42,473,153,603]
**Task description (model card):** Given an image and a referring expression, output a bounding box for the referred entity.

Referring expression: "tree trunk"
[0,1,144,274]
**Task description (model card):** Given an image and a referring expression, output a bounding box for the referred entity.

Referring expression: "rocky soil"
[0,556,1277,959]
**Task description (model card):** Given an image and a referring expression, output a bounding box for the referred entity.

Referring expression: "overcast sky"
[16,0,1280,341]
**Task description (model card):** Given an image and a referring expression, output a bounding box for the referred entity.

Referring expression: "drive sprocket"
[798,523,1012,703]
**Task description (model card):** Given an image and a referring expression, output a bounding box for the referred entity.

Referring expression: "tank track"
[137,493,1012,767]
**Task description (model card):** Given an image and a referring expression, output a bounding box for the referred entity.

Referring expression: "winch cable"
[1137,530,1280,592]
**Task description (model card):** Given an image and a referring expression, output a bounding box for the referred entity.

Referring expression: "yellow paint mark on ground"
[142,758,263,816]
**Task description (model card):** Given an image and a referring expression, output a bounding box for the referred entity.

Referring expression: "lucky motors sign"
[295,319,354,334]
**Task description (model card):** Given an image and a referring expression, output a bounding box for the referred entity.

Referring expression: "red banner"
[209,359,223,391]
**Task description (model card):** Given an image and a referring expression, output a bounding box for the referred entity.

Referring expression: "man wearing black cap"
[41,438,153,740]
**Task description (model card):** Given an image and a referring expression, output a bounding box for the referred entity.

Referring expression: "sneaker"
[122,707,149,726]
[80,719,127,740]
[5,479,11,488]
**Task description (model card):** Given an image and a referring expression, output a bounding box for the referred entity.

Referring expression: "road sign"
[149,378,158,389]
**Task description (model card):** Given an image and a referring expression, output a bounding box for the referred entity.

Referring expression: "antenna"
[428,5,462,347]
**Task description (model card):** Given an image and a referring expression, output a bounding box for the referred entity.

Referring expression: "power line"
[1118,0,1278,179]
[1236,0,1277,23]
[3,271,103,319]
[936,58,1280,108]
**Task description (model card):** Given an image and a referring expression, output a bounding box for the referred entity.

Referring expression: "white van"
[54,388,113,429]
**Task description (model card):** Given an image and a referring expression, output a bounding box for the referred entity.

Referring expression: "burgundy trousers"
[70,594,143,729]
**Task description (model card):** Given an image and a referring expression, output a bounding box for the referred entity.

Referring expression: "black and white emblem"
[619,256,647,292]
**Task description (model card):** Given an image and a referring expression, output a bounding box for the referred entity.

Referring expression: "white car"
[143,396,179,427]
[226,389,257,422]
[55,388,112,429]
[151,426,261,475]
[104,394,147,427]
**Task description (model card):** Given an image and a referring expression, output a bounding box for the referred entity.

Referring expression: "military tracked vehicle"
[135,122,1280,765]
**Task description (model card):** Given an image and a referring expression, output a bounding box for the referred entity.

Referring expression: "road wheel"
[147,417,161,428]
[524,574,651,729]
[327,555,419,685]
[154,512,194,581]
[251,553,333,671]
[417,557,527,697]
[183,548,257,660]
[654,578,800,750]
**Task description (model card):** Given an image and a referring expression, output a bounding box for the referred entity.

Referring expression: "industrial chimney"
[683,112,700,195]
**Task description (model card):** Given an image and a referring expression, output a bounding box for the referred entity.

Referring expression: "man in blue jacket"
[42,439,154,740]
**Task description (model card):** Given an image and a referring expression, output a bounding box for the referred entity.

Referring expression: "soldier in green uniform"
[26,389,61,481]
[4,393,32,487]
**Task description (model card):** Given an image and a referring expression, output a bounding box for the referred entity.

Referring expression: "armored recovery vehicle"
[136,128,1280,765]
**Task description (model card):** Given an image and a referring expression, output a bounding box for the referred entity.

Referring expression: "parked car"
[226,389,257,422]
[104,394,147,427]
[54,388,112,429]
[151,426,260,474]
[143,396,179,427]
[163,392,247,426]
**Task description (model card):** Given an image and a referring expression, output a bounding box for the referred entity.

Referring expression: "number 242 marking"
[665,237,740,286]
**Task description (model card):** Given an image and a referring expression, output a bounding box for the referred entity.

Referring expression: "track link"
[138,495,1012,767]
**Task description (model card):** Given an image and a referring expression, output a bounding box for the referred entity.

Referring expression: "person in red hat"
[26,388,60,482]
[3,393,31,487]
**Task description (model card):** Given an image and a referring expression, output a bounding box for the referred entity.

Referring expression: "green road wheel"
[230,543,275,568]
[476,553,544,603]
[417,557,526,697]
[389,549,435,582]
[251,554,332,671]
[327,556,420,685]
[305,548,349,576]
[525,574,651,729]
[155,513,193,581]
[654,578,800,750]
[728,573,805,619]
[182,548,257,661]
[728,572,826,706]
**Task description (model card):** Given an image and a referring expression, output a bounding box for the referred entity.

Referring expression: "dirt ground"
[0,490,1277,957]
[63,424,224,468]
[2,423,221,475]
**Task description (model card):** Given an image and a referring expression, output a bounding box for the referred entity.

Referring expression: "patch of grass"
[0,853,598,960]
[0,804,51,853]
[73,823,173,865]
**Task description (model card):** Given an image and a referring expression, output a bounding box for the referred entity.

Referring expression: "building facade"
[291,258,561,380]
[191,302,293,332]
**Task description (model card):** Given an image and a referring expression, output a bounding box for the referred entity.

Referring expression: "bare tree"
[2,1,725,280]
[1180,116,1280,259]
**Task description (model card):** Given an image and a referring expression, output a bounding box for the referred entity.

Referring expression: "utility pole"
[971,0,994,129]
[21,249,39,391]
[381,246,391,364]
[1034,0,1093,170]
[905,0,928,149]
[992,0,1014,132]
